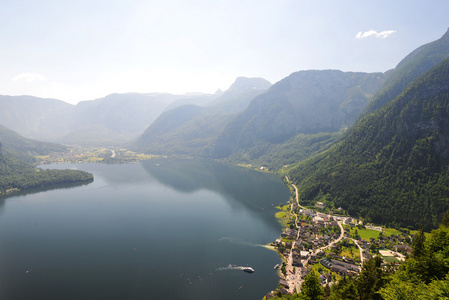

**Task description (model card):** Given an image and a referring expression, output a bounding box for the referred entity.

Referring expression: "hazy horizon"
[1,0,448,104]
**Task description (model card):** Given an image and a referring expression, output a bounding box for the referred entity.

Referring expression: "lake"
[0,159,290,299]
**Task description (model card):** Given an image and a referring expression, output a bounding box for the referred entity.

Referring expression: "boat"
[274,264,280,270]
[243,267,255,273]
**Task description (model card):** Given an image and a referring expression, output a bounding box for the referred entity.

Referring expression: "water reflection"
[0,160,287,300]
[140,158,290,229]
[0,181,91,216]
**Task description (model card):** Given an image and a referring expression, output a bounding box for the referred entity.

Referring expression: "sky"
[0,0,448,105]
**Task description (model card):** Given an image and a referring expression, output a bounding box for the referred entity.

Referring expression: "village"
[265,179,414,298]
[35,146,156,164]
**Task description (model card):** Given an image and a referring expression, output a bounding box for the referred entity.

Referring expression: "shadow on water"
[0,181,92,215]
[139,158,290,228]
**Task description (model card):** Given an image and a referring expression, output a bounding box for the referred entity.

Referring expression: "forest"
[289,57,449,230]
[0,142,93,194]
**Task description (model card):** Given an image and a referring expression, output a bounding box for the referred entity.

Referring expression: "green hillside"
[361,28,449,118]
[133,77,271,157]
[0,139,93,195]
[214,71,385,159]
[0,124,66,162]
[290,57,449,230]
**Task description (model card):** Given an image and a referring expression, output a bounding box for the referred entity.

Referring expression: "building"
[331,264,347,276]
[331,259,360,272]
[315,201,326,209]
[394,244,412,254]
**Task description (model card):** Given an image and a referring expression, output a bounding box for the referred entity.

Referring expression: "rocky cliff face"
[214,70,385,158]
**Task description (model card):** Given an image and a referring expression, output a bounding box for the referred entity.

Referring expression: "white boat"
[243,267,255,273]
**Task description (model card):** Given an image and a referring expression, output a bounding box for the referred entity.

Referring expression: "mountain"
[133,77,271,156]
[0,139,93,194]
[0,95,73,140]
[164,92,219,111]
[0,124,66,161]
[0,92,217,146]
[213,70,386,159]
[290,56,449,230]
[0,141,35,176]
[361,28,449,117]
[205,77,272,112]
[223,131,341,170]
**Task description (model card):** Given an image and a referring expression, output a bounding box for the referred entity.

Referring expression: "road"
[283,176,347,293]
[350,238,364,265]
[279,176,374,295]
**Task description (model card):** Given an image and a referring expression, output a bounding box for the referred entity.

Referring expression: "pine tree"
[301,270,323,300]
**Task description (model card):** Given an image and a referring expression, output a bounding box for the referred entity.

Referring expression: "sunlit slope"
[290,57,449,229]
[361,28,449,118]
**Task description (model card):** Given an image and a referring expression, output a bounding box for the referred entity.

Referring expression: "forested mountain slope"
[0,124,66,162]
[213,70,385,159]
[0,142,35,176]
[290,57,449,230]
[0,140,93,194]
[133,77,271,156]
[0,126,93,194]
[361,28,449,118]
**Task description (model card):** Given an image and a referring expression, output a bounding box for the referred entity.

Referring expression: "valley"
[35,146,157,164]
[0,26,449,300]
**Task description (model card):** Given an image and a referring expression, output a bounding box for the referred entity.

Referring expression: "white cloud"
[356,29,396,39]
[11,72,48,83]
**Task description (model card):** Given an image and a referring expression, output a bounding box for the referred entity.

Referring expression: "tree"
[329,276,358,300]
[440,211,449,227]
[301,270,323,300]
[412,225,426,258]
[357,256,388,300]
[323,284,331,298]
[281,263,287,277]
[378,272,428,300]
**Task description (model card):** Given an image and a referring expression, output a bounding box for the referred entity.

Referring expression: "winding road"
[282,176,350,293]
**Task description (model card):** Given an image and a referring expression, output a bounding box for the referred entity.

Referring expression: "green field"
[341,245,360,262]
[383,227,402,237]
[345,226,381,241]
[382,256,400,263]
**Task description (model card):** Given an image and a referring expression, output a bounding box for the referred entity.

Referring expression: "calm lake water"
[0,159,290,300]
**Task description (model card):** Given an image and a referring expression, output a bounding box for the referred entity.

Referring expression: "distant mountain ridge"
[205,77,272,112]
[0,92,217,145]
[0,95,73,140]
[0,124,66,155]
